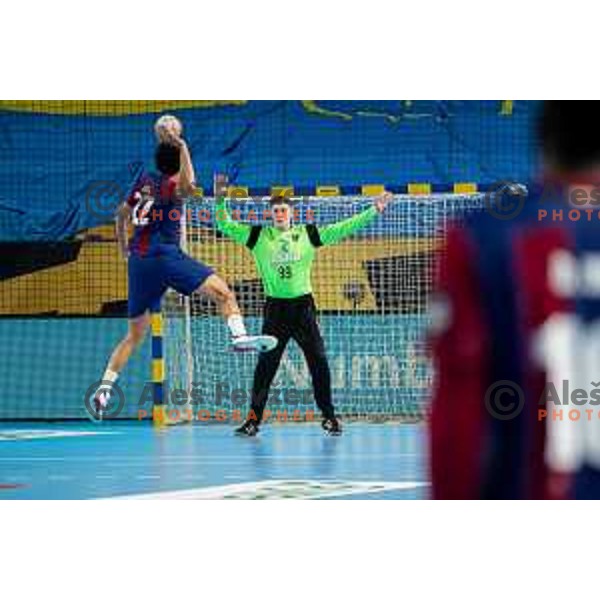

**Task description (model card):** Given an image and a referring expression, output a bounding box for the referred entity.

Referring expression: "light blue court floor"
[0,422,429,500]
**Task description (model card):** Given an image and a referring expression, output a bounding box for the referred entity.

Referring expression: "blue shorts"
[127,246,213,318]
[574,464,600,499]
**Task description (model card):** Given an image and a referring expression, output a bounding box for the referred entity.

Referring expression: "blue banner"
[0,101,537,240]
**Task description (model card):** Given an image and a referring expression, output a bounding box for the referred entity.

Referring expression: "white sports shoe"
[89,389,110,422]
[231,335,278,353]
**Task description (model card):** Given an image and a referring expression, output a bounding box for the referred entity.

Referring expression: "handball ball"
[154,115,183,142]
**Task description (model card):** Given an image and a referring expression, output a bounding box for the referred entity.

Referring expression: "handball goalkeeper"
[214,175,391,436]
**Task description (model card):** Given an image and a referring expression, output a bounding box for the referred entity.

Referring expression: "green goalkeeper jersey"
[215,197,378,299]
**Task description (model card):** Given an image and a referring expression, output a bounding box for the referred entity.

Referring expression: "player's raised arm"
[164,137,196,197]
[154,115,196,197]
[213,174,253,246]
[176,139,196,197]
[316,191,392,246]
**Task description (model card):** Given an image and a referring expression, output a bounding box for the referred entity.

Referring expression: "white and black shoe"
[232,334,277,353]
[322,418,342,436]
[89,389,110,422]
[234,420,260,437]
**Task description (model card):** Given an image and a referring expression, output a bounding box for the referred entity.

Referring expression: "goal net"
[162,193,486,423]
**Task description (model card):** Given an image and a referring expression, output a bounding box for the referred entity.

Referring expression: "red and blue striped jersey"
[429,191,572,499]
[127,172,182,257]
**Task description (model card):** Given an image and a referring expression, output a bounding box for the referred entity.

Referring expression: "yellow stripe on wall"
[228,186,250,198]
[453,182,478,194]
[362,184,386,196]
[0,100,247,116]
[152,359,165,383]
[316,186,341,197]
[150,313,163,336]
[407,183,432,195]
[270,186,294,198]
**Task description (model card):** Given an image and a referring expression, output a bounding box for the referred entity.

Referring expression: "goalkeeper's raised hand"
[374,191,393,214]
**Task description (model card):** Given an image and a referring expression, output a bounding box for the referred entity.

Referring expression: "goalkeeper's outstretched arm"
[318,191,392,246]
[213,173,252,245]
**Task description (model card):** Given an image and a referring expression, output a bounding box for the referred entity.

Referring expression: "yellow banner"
[0,100,247,116]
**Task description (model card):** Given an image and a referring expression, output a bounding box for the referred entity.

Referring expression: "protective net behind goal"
[162,193,485,422]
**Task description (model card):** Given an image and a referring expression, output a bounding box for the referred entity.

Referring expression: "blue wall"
[0,101,538,240]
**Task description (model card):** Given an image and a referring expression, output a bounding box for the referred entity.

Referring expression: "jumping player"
[91,117,277,421]
[213,175,391,436]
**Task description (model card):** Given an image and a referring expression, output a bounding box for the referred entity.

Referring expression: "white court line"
[0,430,119,442]
[104,479,429,500]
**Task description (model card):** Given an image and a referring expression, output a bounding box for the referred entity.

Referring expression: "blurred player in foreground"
[430,101,600,499]
[91,116,276,421]
[214,175,391,436]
